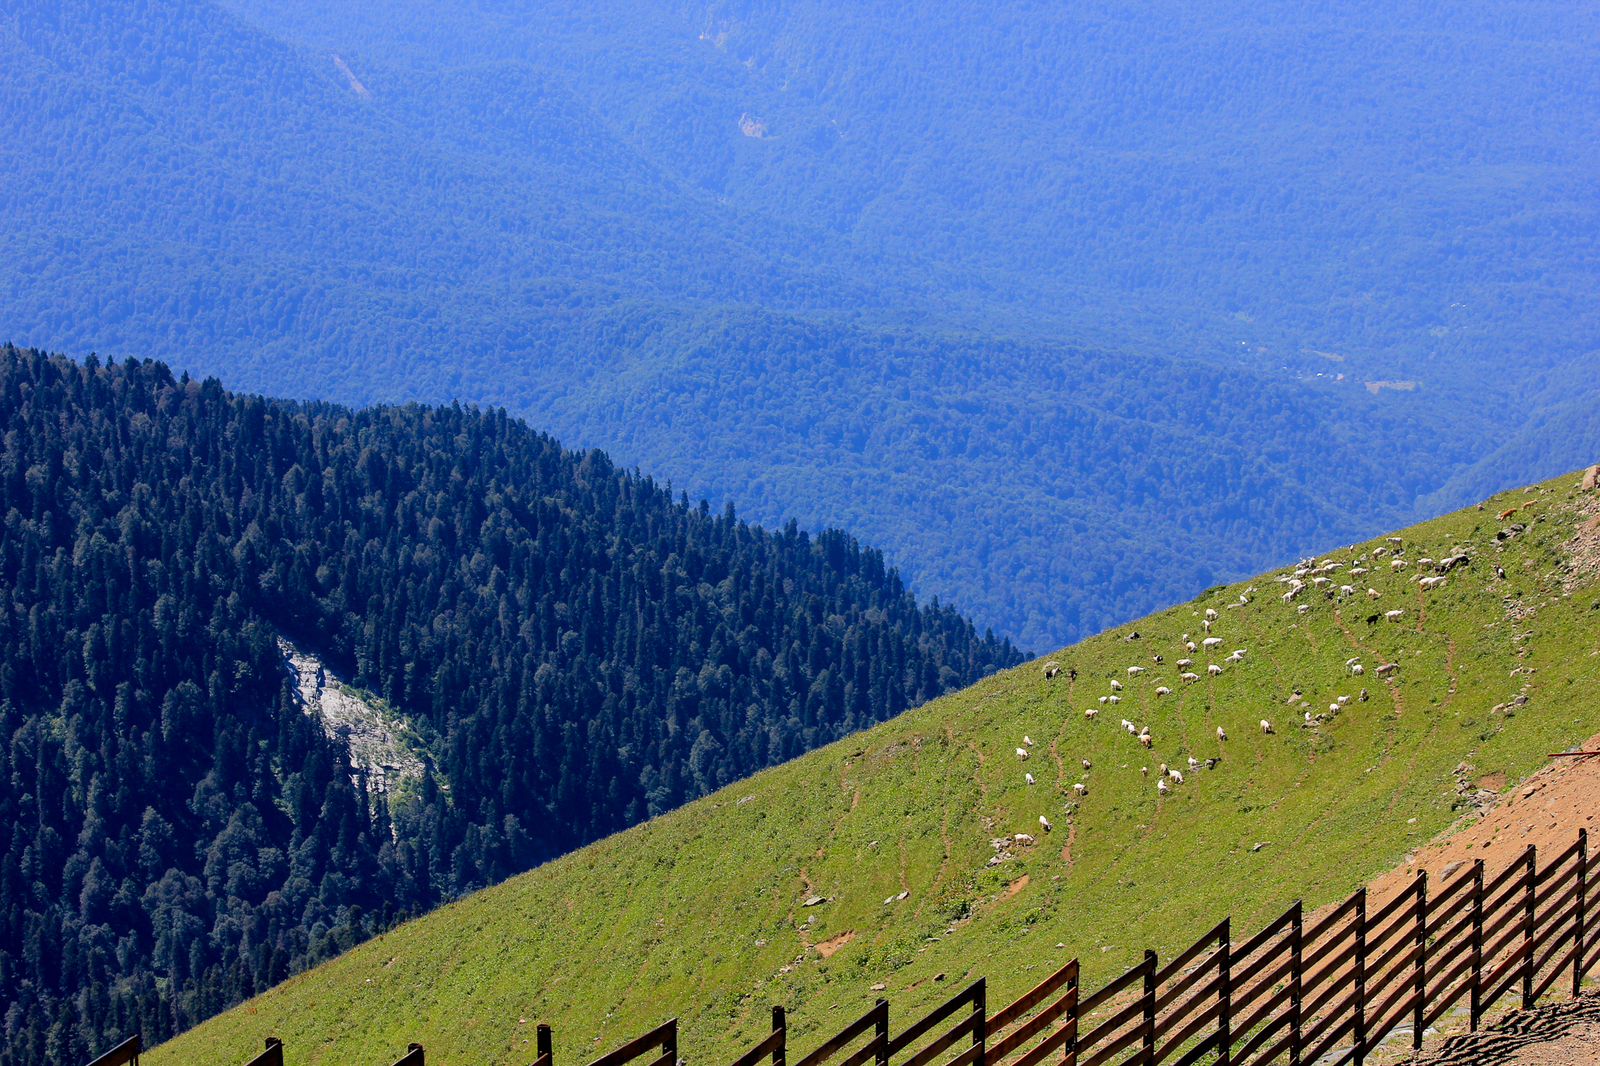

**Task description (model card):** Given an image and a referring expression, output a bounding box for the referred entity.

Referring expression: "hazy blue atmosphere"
[5,0,1598,651]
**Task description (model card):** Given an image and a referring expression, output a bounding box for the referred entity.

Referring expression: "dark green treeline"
[0,346,1019,1065]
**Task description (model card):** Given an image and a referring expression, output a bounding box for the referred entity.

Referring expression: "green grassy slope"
[155,469,1600,1066]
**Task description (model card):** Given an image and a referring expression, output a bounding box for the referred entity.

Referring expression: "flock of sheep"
[1022,533,1460,830]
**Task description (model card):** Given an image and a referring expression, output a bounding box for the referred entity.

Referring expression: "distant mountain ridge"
[0,346,1016,1065]
[4,0,1599,651]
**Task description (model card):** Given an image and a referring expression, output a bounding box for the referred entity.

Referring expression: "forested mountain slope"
[4,0,1598,650]
[154,466,1600,1066]
[0,347,1017,1066]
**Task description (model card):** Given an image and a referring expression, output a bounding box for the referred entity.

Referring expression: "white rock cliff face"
[279,638,424,795]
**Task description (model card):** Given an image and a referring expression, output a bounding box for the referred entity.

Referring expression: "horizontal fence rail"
[87,831,1595,1066]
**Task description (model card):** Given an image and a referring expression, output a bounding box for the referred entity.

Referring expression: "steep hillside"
[0,347,1017,1065]
[153,466,1600,1066]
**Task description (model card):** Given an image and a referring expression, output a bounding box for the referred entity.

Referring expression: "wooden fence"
[88,829,1593,1066]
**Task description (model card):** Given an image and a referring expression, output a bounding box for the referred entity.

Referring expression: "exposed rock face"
[280,638,425,796]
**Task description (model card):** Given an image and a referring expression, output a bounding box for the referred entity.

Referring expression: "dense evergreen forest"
[0,347,1018,1066]
[3,0,1599,649]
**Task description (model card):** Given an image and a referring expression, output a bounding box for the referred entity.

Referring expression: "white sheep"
[1337,695,1349,705]
[1159,763,1169,773]
[1352,664,1365,676]
[1110,679,1124,691]
[1177,658,1193,668]
[1081,757,1092,769]
[1391,559,1408,570]
[1203,619,1212,633]
[1203,636,1222,648]
[1014,832,1035,846]
[1169,769,1183,784]
[1181,672,1200,682]
[1157,779,1170,794]
[1328,704,1340,714]
[1217,726,1227,740]
[1139,734,1153,748]
[1259,720,1273,734]
[1072,782,1087,796]
[1367,588,1381,599]
[1345,656,1361,667]
[1121,718,1134,731]
[1208,663,1224,676]
[1187,757,1199,770]
[1339,584,1354,596]
[1140,766,1149,776]
[1016,747,1029,759]
[1205,608,1218,620]
[1039,815,1053,831]
[1108,695,1121,704]
[1186,641,1198,652]
[1127,666,1145,676]
[1154,686,1171,696]
[1385,609,1405,621]
[1025,772,1036,785]
[1084,708,1099,719]
[1023,735,1034,746]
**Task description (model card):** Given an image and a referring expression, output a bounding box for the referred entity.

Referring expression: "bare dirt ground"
[1343,732,1600,1064]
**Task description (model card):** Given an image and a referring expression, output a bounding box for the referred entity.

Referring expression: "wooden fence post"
[394,1043,425,1066]
[1353,888,1367,1066]
[1060,968,1074,1066]
[1414,870,1427,1050]
[1471,859,1484,1031]
[1523,845,1537,1010]
[773,1007,787,1066]
[971,978,987,1066]
[875,998,889,1066]
[667,1020,680,1066]
[1218,918,1232,1066]
[1289,902,1303,1066]
[1575,829,1588,1000]
[537,1024,553,1066]
[1143,950,1157,1065]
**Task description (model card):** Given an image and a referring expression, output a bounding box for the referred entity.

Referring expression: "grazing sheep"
[1339,585,1355,596]
[1360,687,1369,700]
[1157,779,1170,795]
[1159,763,1169,773]
[1217,726,1227,740]
[1152,654,1163,664]
[1345,656,1361,667]
[1138,724,1150,736]
[1208,663,1224,676]
[1259,720,1273,734]
[1203,619,1212,633]
[1081,758,1092,769]
[1203,636,1223,648]
[1014,833,1034,846]
[1312,576,1330,587]
[1386,537,1403,545]
[1154,686,1172,696]
[1023,735,1034,746]
[1385,609,1405,621]
[1205,608,1218,621]
[1110,679,1124,691]
[1375,662,1398,676]
[1351,664,1364,676]
[1140,766,1149,776]
[1139,734,1153,748]
[1072,783,1087,796]
[1040,815,1053,831]
[1127,666,1145,676]
[1186,641,1198,652]
[1367,588,1381,599]
[1337,695,1350,705]
[1108,695,1121,704]
[1016,747,1030,759]
[1025,773,1036,785]
[1390,559,1408,570]
[1204,757,1217,769]
[1084,708,1099,719]
[1042,661,1061,678]
[1121,719,1135,732]
[1181,672,1200,682]
[1225,651,1244,663]
[1169,769,1184,784]
[1099,696,1109,705]
[1296,604,1309,615]
[1177,658,1193,668]
[1328,703,1340,714]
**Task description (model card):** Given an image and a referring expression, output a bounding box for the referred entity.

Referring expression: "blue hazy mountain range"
[3,0,1597,650]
